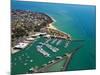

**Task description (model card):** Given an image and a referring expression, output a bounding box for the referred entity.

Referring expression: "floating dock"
[11,36,84,74]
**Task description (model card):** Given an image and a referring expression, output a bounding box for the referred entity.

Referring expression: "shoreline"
[48,23,57,30]
[12,15,71,54]
[47,15,57,30]
[48,23,71,39]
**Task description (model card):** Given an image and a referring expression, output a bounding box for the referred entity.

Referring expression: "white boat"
[35,33,41,36]
[26,37,35,41]
[36,45,50,57]
[39,32,47,35]
[14,42,28,49]
[31,35,37,38]
[56,56,62,59]
[44,34,51,38]
[51,60,55,63]
[46,43,59,52]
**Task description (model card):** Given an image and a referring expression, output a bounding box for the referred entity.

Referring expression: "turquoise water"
[11,0,96,71]
[12,36,83,74]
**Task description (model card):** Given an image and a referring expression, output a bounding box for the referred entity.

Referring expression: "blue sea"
[11,0,96,71]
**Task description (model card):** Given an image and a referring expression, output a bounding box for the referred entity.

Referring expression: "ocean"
[11,0,96,71]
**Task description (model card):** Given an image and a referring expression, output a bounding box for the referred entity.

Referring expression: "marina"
[11,1,96,74]
[11,36,84,74]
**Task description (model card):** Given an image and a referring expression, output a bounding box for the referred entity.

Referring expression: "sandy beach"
[48,23,71,37]
[48,23,57,30]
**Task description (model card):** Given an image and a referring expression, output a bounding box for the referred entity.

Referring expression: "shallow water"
[11,0,96,71]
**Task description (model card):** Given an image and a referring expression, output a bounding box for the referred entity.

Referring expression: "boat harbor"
[11,35,84,74]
